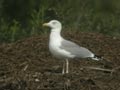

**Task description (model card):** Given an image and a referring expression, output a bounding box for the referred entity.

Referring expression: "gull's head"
[43,20,62,30]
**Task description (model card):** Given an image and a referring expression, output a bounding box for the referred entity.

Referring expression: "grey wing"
[60,39,94,58]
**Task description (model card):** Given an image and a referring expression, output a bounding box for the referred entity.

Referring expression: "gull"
[43,20,101,74]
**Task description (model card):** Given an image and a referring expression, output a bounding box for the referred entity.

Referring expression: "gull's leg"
[62,60,65,74]
[66,59,69,74]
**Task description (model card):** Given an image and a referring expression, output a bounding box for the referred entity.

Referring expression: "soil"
[0,31,120,90]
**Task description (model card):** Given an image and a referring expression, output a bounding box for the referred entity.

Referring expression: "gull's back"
[60,39,94,58]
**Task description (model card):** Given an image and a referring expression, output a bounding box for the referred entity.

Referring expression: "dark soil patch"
[0,31,120,90]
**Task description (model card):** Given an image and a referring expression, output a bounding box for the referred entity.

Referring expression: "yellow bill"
[43,23,49,27]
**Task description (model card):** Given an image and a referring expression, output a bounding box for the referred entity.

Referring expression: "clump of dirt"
[0,31,120,90]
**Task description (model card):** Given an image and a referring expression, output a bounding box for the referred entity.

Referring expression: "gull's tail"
[92,55,103,61]
[92,54,112,68]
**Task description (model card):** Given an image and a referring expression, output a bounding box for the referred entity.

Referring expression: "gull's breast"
[49,38,75,59]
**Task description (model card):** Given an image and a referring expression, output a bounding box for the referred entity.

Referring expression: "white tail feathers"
[92,55,102,61]
[92,57,100,61]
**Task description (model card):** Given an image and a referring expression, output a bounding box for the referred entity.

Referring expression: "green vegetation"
[0,0,120,43]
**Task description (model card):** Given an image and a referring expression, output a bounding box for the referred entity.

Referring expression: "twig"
[23,64,28,71]
[37,87,64,90]
[83,66,113,72]
[111,66,120,75]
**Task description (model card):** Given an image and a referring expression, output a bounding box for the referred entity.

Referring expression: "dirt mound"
[0,31,120,90]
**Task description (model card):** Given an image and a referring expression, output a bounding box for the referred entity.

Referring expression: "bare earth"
[0,31,120,90]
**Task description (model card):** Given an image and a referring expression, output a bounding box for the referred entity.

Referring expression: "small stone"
[35,78,40,82]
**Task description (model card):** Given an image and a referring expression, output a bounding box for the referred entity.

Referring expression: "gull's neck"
[50,28,63,42]
[51,27,61,33]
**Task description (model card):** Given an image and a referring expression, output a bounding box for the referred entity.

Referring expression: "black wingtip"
[95,55,103,59]
[92,55,103,61]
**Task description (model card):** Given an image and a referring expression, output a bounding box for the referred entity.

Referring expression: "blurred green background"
[0,0,120,43]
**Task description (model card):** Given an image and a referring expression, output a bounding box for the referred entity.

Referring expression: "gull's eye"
[52,22,56,25]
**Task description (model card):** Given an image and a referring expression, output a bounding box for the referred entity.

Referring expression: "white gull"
[43,20,101,74]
